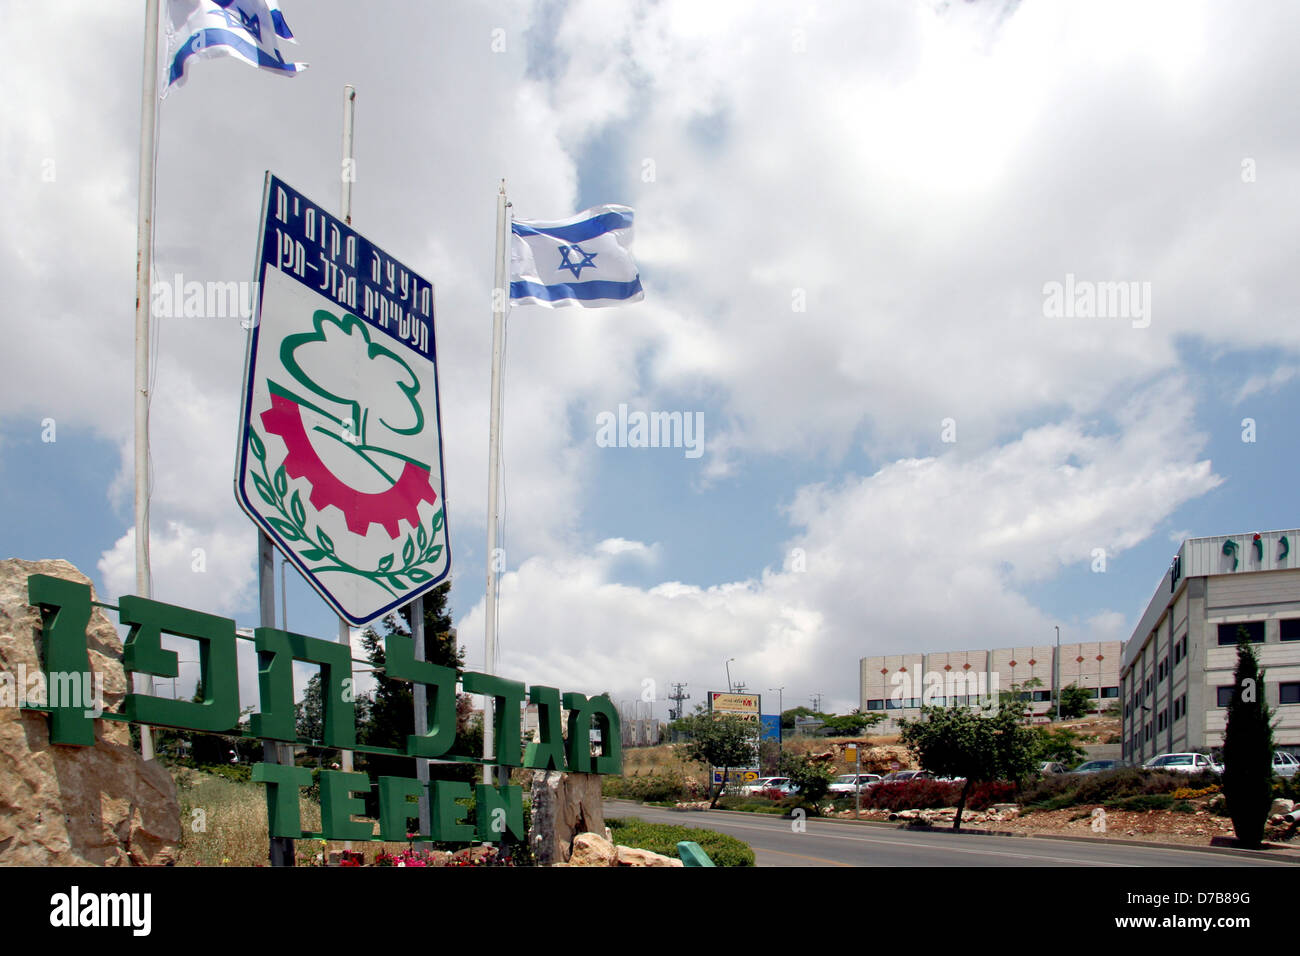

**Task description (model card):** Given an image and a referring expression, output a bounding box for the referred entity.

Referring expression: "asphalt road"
[604,800,1300,868]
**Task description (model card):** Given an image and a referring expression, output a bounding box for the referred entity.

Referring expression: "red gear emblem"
[261,393,438,539]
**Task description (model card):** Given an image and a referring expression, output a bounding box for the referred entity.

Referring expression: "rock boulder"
[0,558,181,865]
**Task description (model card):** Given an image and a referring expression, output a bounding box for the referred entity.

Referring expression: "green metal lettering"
[378,776,427,842]
[562,692,623,774]
[523,684,566,770]
[432,780,474,842]
[248,628,294,741]
[249,627,355,746]
[25,574,94,746]
[320,769,374,841]
[120,595,239,732]
[475,783,524,842]
[252,761,313,839]
[382,630,458,758]
[462,671,526,767]
[677,841,715,866]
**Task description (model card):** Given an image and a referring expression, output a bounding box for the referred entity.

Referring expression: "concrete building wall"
[1121,531,1300,764]
[862,641,1121,735]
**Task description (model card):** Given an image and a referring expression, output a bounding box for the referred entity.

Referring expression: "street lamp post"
[1054,625,1061,722]
[726,658,735,693]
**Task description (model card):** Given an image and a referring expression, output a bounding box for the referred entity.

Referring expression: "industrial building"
[1121,529,1300,763]
[860,641,1122,735]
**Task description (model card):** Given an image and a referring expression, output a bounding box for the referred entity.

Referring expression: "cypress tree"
[1221,629,1274,848]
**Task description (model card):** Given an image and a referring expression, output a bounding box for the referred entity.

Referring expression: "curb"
[609,801,1300,861]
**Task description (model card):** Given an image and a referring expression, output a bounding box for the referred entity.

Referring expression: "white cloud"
[459,379,1220,713]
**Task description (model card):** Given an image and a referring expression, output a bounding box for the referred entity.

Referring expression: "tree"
[781,706,816,730]
[675,713,760,808]
[355,582,474,814]
[1057,684,1091,720]
[997,677,1042,723]
[1221,635,1274,848]
[899,705,1039,831]
[1033,725,1088,766]
[779,752,836,807]
[818,710,886,737]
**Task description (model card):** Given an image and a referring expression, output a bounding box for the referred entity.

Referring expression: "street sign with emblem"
[234,173,450,625]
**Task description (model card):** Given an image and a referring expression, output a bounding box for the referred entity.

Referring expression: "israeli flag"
[510,205,644,308]
[164,0,306,92]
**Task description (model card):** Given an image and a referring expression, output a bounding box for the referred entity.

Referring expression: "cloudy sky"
[4,0,1299,718]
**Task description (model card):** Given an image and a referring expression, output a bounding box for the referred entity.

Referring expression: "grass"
[606,817,755,866]
[174,767,438,866]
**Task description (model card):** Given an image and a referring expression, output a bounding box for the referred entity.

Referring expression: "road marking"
[755,847,855,867]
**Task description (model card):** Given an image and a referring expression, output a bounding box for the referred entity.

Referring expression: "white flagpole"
[338,83,357,852]
[483,181,510,785]
[134,0,161,761]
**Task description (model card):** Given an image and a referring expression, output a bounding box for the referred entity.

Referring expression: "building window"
[1102,686,1119,698]
[1157,658,1168,680]
[1144,722,1152,741]
[1157,710,1168,731]
[1033,690,1051,702]
[1281,683,1300,705]
[1216,686,1234,707]
[1281,619,1300,642]
[1218,621,1264,645]
[867,700,884,711]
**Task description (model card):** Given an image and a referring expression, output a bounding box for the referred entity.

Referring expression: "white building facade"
[860,642,1122,735]
[1121,529,1300,764]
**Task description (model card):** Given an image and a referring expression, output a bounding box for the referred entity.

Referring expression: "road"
[604,800,1300,867]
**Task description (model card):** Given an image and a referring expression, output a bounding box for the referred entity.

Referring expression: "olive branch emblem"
[247,425,444,598]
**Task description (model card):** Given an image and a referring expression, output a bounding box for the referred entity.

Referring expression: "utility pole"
[1055,625,1061,722]
[668,682,690,721]
[810,692,824,713]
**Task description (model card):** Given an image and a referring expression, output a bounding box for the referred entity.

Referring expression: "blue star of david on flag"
[557,244,598,279]
[164,0,306,94]
[510,205,644,309]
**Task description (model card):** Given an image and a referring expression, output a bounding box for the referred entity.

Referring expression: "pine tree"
[354,582,476,812]
[1221,632,1274,848]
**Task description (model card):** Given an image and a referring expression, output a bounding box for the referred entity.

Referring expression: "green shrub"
[601,771,686,804]
[197,762,253,784]
[606,817,755,866]
[1019,767,1199,810]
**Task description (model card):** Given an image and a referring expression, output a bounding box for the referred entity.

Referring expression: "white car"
[1143,753,1221,774]
[1273,752,1300,778]
[828,773,882,795]
[739,776,791,795]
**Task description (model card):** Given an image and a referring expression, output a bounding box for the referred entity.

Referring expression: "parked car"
[1070,759,1127,774]
[739,776,789,795]
[878,770,935,784]
[1273,752,1300,778]
[1038,762,1070,775]
[828,773,883,795]
[1142,752,1222,774]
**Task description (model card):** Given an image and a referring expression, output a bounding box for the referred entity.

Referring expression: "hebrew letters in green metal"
[120,595,239,732]
[25,574,95,746]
